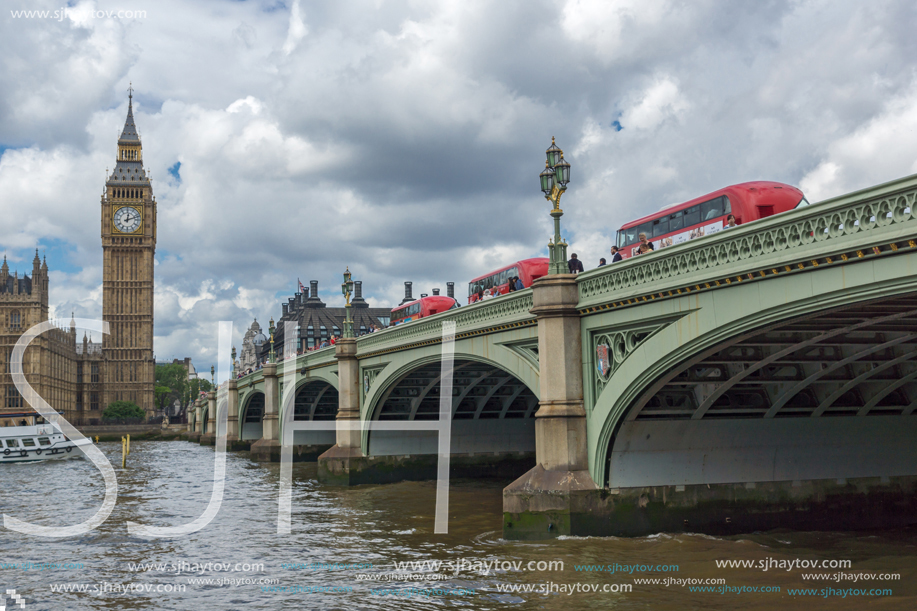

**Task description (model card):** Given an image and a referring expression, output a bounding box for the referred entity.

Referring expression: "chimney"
[282,303,289,316]
[401,281,413,305]
[306,280,325,307]
[447,282,455,299]
[353,280,367,307]
[432,288,440,295]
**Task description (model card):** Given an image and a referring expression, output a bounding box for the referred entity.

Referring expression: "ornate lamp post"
[540,137,572,275]
[268,317,276,363]
[231,345,237,377]
[341,267,354,338]
[210,365,215,388]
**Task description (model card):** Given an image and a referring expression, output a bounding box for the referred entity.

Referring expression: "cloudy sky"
[1,0,916,373]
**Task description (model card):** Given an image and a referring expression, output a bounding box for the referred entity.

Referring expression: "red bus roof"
[391,295,457,312]
[468,258,548,283]
[620,181,803,230]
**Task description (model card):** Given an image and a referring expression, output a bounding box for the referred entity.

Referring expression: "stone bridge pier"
[187,396,203,443]
[199,390,217,446]
[503,275,600,538]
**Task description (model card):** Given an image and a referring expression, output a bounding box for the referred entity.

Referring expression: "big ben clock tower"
[101,88,157,415]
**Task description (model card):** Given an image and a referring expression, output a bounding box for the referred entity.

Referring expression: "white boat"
[0,412,92,464]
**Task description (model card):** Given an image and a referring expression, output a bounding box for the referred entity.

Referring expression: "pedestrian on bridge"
[568,253,585,274]
[610,246,623,262]
[636,233,654,255]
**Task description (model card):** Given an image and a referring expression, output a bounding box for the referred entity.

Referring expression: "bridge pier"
[251,363,281,461]
[225,379,250,451]
[504,275,599,540]
[199,390,217,446]
[318,339,365,484]
[187,397,202,442]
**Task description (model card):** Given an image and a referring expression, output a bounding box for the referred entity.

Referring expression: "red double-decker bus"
[467,257,549,304]
[390,295,459,326]
[615,182,809,258]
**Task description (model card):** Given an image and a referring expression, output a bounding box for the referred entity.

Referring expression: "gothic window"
[6,385,22,408]
[10,311,21,330]
[77,363,83,383]
[90,392,99,411]
[91,363,100,384]
[76,393,84,411]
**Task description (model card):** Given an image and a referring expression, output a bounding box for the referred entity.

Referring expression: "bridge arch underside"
[606,294,917,490]
[367,359,538,476]
[240,392,264,441]
[290,381,337,448]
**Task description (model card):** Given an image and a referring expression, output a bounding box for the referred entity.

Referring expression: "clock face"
[113,206,142,233]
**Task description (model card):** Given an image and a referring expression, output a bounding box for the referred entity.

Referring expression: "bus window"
[683,205,700,228]
[669,210,684,231]
[652,217,669,237]
[701,196,725,221]
[637,222,652,239]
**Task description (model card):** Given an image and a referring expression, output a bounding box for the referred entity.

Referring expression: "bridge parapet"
[353,290,536,357]
[577,173,917,311]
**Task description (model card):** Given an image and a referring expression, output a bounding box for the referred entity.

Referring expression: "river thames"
[1,441,915,610]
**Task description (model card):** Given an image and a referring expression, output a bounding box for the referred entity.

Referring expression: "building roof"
[118,94,141,144]
[0,272,32,295]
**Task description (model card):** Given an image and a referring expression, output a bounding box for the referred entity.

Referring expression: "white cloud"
[619,77,689,131]
[282,0,308,55]
[800,81,917,201]
[561,0,673,62]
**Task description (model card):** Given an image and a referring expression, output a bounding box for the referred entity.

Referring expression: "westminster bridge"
[189,173,917,539]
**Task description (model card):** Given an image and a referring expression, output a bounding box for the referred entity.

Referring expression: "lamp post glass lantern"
[539,137,572,274]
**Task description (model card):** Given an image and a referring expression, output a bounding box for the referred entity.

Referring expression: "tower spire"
[119,85,140,145]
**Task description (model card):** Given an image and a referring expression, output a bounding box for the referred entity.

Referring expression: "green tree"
[155,363,188,412]
[185,377,214,412]
[103,400,145,421]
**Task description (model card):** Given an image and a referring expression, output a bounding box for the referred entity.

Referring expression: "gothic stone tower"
[101,91,157,415]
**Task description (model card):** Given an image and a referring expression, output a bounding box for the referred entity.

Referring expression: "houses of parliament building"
[0,93,157,425]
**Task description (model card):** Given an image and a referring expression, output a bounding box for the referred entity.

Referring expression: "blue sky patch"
[611,120,623,132]
[168,161,182,183]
